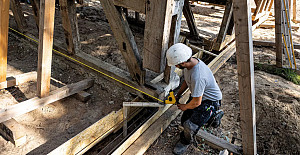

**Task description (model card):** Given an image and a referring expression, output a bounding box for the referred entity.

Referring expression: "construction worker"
[166,43,224,155]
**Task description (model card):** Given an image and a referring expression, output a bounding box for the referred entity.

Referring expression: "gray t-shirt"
[183,58,222,101]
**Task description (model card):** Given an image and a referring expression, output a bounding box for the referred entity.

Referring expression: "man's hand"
[177,104,188,111]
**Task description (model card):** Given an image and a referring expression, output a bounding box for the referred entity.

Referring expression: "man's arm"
[176,80,188,97]
[177,96,202,111]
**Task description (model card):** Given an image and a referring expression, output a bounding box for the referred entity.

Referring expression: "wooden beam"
[195,129,242,154]
[75,52,157,99]
[258,22,299,30]
[123,102,164,107]
[143,0,174,73]
[233,0,257,154]
[183,0,199,37]
[113,0,146,14]
[59,0,80,55]
[209,42,236,74]
[275,0,283,67]
[37,0,56,97]
[74,91,91,102]
[8,28,159,99]
[0,119,26,146]
[10,0,27,33]
[212,0,233,51]
[0,78,94,123]
[48,109,123,155]
[0,71,37,90]
[113,105,173,155]
[253,40,300,49]
[292,0,296,21]
[29,0,40,30]
[118,91,190,155]
[122,105,180,155]
[100,0,145,84]
[0,0,10,82]
[113,91,189,155]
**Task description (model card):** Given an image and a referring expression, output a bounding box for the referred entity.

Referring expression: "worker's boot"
[211,109,224,128]
[173,141,189,155]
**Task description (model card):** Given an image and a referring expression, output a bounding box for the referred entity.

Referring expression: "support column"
[37,0,56,97]
[30,0,40,30]
[0,0,10,82]
[10,0,27,33]
[100,0,145,84]
[59,0,81,55]
[143,0,174,73]
[182,0,199,37]
[275,0,283,67]
[233,0,257,154]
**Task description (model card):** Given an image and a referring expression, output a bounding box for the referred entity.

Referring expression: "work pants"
[180,98,220,145]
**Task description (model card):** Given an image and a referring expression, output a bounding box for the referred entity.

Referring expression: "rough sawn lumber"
[0,78,94,123]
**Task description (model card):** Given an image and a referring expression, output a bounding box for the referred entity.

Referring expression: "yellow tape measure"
[9,27,164,103]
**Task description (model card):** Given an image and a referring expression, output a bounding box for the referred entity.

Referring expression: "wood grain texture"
[10,0,27,33]
[37,0,56,97]
[0,0,10,82]
[0,71,37,89]
[143,0,174,73]
[48,110,123,155]
[233,0,257,154]
[0,79,94,123]
[113,0,146,13]
[101,0,145,84]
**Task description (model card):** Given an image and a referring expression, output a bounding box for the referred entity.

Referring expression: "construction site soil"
[0,1,299,155]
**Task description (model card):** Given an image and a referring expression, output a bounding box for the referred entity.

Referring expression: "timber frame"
[1,0,297,155]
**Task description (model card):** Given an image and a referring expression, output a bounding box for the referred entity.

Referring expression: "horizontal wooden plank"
[113,0,146,14]
[123,102,164,107]
[48,109,123,155]
[0,71,37,89]
[196,129,242,154]
[253,40,300,49]
[0,78,94,123]
[120,91,191,155]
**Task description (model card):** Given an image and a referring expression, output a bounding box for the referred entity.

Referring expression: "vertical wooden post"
[292,0,296,21]
[100,1,145,84]
[123,106,128,137]
[0,0,10,82]
[10,0,27,33]
[233,0,257,154]
[275,0,283,67]
[30,0,40,30]
[59,0,81,55]
[37,0,56,97]
[182,0,199,37]
[143,0,174,73]
[212,0,233,51]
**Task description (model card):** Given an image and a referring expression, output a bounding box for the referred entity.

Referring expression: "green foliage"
[254,63,300,85]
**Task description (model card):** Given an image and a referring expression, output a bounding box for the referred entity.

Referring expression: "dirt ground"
[0,0,299,155]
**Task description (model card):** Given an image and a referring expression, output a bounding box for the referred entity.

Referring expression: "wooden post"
[233,0,257,154]
[143,0,174,73]
[37,0,56,97]
[0,0,10,83]
[292,0,296,21]
[10,0,27,33]
[59,0,81,55]
[275,0,283,67]
[100,0,145,84]
[212,0,233,51]
[123,106,128,137]
[30,0,40,30]
[182,0,199,37]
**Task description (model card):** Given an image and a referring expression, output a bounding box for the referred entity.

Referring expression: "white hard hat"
[166,43,192,66]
